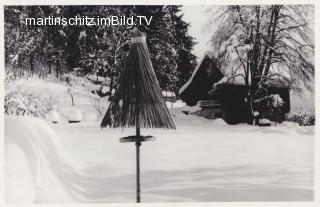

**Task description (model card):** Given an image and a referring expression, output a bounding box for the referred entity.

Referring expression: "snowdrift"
[5,116,121,203]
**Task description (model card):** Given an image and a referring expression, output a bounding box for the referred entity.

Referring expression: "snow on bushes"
[67,108,82,123]
[5,86,60,118]
[5,69,60,118]
[61,72,112,119]
[86,74,110,85]
[62,73,81,106]
[47,110,60,124]
[270,94,284,108]
[89,96,109,117]
[259,118,271,126]
[61,72,102,93]
[287,106,315,126]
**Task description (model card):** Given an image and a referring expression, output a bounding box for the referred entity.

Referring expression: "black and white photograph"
[3,2,317,204]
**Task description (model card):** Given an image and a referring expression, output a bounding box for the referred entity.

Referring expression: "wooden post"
[135,59,141,203]
[119,133,156,204]
[135,127,141,203]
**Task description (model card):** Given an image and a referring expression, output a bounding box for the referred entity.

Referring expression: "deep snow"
[4,78,314,203]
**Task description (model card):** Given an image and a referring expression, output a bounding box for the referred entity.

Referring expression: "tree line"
[5,5,197,95]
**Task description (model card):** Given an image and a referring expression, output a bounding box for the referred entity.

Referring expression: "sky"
[181,5,215,60]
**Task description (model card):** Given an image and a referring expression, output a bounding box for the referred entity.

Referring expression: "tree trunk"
[29,53,34,77]
[110,51,117,95]
[71,95,75,107]
[39,67,42,78]
[263,6,281,76]
[56,61,60,78]
[109,69,114,95]
[257,6,275,77]
[48,62,52,75]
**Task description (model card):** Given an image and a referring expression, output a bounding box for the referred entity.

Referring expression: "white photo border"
[0,0,318,207]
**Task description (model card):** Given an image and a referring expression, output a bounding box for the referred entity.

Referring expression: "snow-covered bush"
[5,87,60,118]
[183,102,202,115]
[5,68,15,86]
[62,72,92,89]
[270,94,284,108]
[86,73,110,85]
[62,73,77,106]
[5,68,60,118]
[89,96,109,117]
[62,72,93,106]
[260,118,271,126]
[287,106,315,126]
[62,72,110,119]
[47,110,60,124]
[67,109,82,123]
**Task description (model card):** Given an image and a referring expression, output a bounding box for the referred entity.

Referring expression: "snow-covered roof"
[212,74,290,91]
[179,51,216,95]
[214,75,246,87]
[263,78,291,88]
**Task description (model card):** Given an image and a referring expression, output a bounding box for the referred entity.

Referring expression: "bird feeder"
[101,28,175,203]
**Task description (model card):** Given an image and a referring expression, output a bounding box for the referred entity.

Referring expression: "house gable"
[179,52,224,106]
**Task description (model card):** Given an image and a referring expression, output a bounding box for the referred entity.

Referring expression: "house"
[179,51,224,106]
[179,52,290,125]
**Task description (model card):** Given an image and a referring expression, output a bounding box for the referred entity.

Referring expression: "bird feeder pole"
[135,60,141,203]
[135,127,141,203]
[119,127,155,203]
[100,28,175,203]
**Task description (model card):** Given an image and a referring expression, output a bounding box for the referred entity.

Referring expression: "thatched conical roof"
[101,29,176,129]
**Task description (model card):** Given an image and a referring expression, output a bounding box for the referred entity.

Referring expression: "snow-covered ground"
[4,78,314,203]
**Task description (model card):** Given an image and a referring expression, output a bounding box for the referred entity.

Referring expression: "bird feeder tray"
[120,135,156,143]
